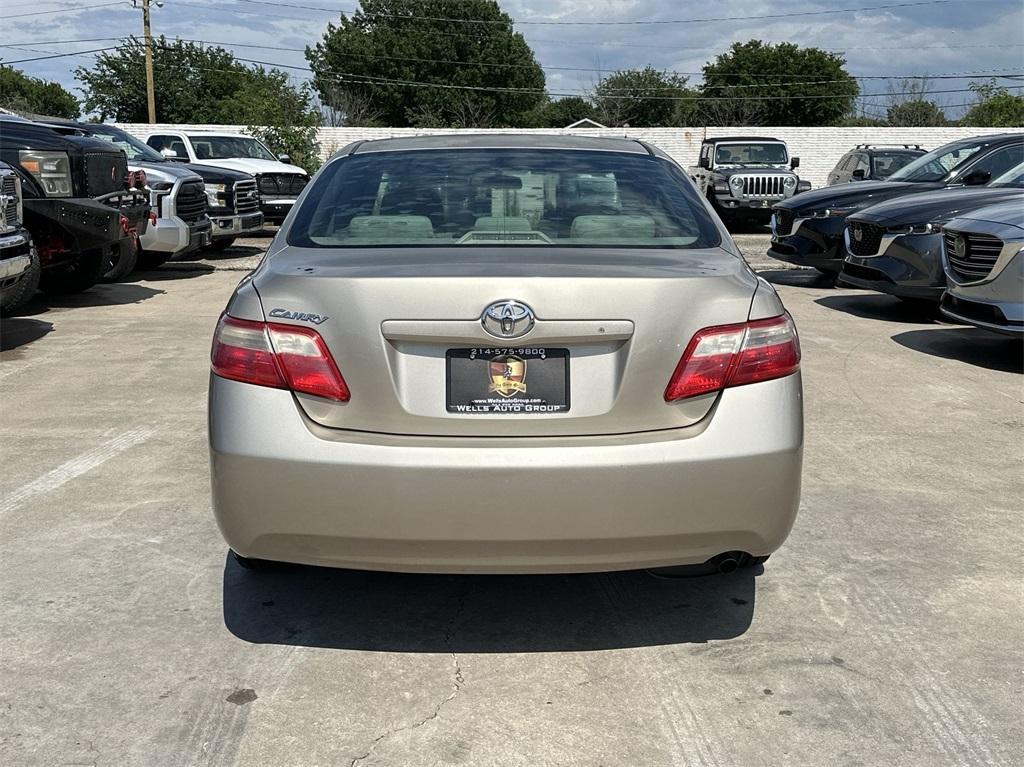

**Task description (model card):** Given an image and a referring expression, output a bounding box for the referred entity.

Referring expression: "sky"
[3,0,1023,120]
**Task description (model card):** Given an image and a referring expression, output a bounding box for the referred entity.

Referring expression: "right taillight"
[664,313,800,402]
[211,314,350,402]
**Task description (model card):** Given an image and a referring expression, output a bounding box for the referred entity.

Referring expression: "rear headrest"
[570,215,656,239]
[473,216,531,231]
[348,215,434,239]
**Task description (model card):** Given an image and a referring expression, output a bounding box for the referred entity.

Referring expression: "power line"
[0,46,121,64]
[5,1,123,19]
[226,0,1011,27]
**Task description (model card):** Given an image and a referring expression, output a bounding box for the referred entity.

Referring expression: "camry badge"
[482,300,535,338]
[268,308,328,325]
[489,355,527,397]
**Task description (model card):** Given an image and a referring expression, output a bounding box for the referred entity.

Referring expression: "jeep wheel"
[0,244,42,315]
[102,234,139,282]
[40,247,105,295]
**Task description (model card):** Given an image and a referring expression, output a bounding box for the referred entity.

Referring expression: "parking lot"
[1,230,1021,766]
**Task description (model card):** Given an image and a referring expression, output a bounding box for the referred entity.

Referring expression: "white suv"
[145,131,309,223]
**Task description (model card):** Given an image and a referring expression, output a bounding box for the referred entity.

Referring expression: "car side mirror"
[790,157,800,169]
[852,168,866,180]
[960,169,991,186]
[278,154,292,165]
[160,148,179,159]
[698,156,710,170]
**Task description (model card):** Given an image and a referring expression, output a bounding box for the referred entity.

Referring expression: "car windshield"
[288,148,721,250]
[887,140,990,182]
[871,151,923,179]
[990,161,1024,187]
[714,143,788,165]
[188,135,276,161]
[88,125,165,162]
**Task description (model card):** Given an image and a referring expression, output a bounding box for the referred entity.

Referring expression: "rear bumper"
[209,373,804,574]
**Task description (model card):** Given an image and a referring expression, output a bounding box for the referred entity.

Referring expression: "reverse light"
[211,314,350,401]
[664,314,801,402]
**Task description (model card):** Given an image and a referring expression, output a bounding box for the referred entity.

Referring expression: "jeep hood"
[717,166,794,178]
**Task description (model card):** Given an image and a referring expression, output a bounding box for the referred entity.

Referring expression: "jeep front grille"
[846,221,885,256]
[256,173,307,198]
[735,174,788,199]
[230,180,260,215]
[944,229,1003,282]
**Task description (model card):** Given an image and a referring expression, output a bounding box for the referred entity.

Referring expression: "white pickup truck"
[145,131,309,224]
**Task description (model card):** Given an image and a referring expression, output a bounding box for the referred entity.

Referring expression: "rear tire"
[135,248,172,271]
[206,236,236,252]
[102,234,139,282]
[40,247,105,295]
[0,243,42,315]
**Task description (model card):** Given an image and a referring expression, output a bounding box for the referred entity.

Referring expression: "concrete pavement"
[1,250,1021,765]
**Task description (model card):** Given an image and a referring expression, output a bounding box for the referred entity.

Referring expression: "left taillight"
[664,313,800,402]
[211,314,350,402]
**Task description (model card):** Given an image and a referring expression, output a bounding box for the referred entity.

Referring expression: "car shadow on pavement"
[122,264,216,283]
[814,294,940,324]
[0,317,53,352]
[191,246,264,260]
[760,269,836,289]
[891,328,1023,374]
[222,559,759,652]
[18,283,165,311]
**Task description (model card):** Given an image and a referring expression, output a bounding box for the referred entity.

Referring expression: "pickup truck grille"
[773,208,795,236]
[944,229,1003,282]
[83,152,128,197]
[230,180,260,214]
[176,181,208,223]
[257,173,307,198]
[1,172,19,233]
[734,174,788,199]
[846,221,885,256]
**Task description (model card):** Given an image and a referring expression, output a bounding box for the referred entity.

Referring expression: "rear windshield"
[288,149,721,249]
[871,150,923,179]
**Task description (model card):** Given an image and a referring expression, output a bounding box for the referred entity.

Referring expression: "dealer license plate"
[446,347,569,414]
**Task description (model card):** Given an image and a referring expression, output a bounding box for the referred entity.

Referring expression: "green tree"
[524,96,600,128]
[887,99,946,126]
[0,65,79,118]
[76,38,318,126]
[962,81,1024,127]
[700,41,859,126]
[593,67,697,127]
[306,0,545,127]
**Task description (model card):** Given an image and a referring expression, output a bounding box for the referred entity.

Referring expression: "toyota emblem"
[481,300,535,339]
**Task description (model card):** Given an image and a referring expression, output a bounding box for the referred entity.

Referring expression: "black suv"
[0,116,150,297]
[768,133,1024,274]
[826,144,926,185]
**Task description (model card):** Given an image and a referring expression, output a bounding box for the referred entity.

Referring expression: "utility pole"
[134,0,158,123]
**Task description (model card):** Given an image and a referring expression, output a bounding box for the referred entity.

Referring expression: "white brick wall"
[118,123,1024,190]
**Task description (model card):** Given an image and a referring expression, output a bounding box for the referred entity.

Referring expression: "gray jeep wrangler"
[690,137,810,227]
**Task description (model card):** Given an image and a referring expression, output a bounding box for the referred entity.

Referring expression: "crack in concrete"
[348,584,471,767]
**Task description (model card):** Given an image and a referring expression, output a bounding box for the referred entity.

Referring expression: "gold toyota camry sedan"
[208,134,803,574]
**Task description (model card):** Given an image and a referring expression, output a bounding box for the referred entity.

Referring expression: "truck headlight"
[728,176,744,195]
[204,183,227,206]
[783,176,797,189]
[19,150,72,197]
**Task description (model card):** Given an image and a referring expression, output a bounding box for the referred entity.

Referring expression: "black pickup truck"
[0,116,150,299]
[0,160,35,313]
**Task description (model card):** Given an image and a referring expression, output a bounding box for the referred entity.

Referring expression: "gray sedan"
[208,134,803,574]
[941,199,1024,335]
